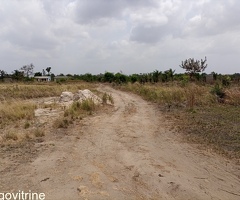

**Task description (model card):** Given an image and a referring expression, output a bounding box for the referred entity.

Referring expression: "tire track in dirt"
[1,85,239,200]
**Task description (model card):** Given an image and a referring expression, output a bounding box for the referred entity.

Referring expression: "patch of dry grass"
[118,82,215,108]
[225,86,240,105]
[172,105,240,159]
[0,101,36,126]
[54,99,99,129]
[0,82,96,100]
[102,92,114,105]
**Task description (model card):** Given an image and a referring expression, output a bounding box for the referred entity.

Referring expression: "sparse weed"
[24,121,30,129]
[34,129,45,137]
[102,93,108,104]
[108,94,114,104]
[102,93,114,105]
[0,101,36,123]
[81,99,95,112]
[54,118,71,128]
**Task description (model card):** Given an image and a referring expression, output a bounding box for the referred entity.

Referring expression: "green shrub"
[211,84,225,99]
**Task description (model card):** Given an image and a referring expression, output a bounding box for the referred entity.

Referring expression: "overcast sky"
[0,0,239,75]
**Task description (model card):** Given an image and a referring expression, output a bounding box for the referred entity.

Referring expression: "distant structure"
[34,76,51,82]
[205,74,214,83]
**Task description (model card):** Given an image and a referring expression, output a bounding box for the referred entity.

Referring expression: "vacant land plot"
[0,84,239,200]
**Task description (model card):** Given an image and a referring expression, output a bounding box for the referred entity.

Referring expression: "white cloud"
[0,0,239,75]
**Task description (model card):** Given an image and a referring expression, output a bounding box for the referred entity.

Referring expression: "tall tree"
[180,57,207,79]
[46,67,51,75]
[20,63,34,77]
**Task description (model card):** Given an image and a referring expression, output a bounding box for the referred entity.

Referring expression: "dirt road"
[0,86,239,200]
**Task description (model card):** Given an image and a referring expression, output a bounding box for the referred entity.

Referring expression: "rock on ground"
[59,92,74,102]
[59,89,102,105]
[75,89,102,104]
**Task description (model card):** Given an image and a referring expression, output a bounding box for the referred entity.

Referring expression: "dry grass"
[0,101,36,127]
[0,82,98,146]
[102,92,114,105]
[118,82,216,108]
[225,86,240,105]
[0,82,96,100]
[34,128,45,137]
[54,99,98,128]
[116,82,240,159]
[172,105,240,159]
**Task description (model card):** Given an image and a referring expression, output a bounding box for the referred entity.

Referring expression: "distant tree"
[0,70,6,81]
[114,73,127,84]
[46,67,51,75]
[211,71,218,80]
[160,72,168,82]
[164,68,175,81]
[103,72,115,83]
[12,70,24,81]
[82,73,94,82]
[180,57,207,80]
[20,63,34,77]
[51,73,55,81]
[42,69,46,76]
[129,74,138,83]
[34,72,42,76]
[152,70,161,83]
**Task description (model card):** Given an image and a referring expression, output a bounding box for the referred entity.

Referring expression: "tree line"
[0,58,239,84]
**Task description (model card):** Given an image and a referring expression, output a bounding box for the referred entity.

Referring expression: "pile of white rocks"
[59,89,102,106]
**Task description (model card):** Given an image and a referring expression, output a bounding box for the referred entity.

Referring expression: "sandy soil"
[0,86,239,200]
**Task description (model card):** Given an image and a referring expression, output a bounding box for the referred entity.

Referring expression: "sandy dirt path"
[0,86,239,200]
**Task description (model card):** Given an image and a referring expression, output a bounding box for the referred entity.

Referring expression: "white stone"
[76,89,102,104]
[59,91,74,102]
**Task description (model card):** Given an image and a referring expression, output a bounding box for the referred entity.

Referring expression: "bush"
[211,84,225,99]
[81,99,95,112]
[102,93,114,104]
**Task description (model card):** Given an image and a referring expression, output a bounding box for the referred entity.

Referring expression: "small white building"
[34,76,51,82]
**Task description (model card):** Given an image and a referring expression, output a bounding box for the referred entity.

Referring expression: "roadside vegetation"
[115,82,240,159]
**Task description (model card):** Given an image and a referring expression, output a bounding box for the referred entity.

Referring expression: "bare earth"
[0,86,239,200]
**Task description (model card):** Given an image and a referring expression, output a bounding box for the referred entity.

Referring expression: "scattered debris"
[40,177,50,182]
